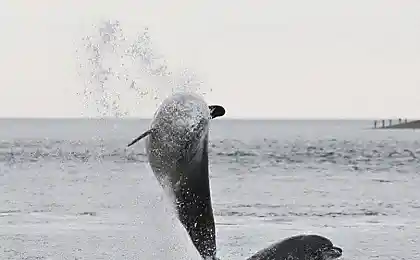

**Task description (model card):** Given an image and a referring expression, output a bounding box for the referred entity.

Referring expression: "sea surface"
[0,119,419,259]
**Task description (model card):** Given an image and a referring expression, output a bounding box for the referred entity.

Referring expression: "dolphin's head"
[128,92,225,186]
[294,235,342,260]
[248,234,342,260]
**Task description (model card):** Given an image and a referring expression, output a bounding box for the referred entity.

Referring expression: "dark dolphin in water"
[246,234,342,260]
[127,92,342,260]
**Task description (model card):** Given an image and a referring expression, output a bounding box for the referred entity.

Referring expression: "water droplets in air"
[76,20,210,118]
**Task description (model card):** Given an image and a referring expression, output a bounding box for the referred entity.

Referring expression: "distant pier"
[373,118,420,129]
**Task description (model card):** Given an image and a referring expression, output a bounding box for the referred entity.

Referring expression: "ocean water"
[0,118,419,259]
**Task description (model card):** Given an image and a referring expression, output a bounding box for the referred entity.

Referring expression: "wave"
[1,138,420,173]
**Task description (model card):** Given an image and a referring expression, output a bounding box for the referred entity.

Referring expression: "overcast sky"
[0,0,419,119]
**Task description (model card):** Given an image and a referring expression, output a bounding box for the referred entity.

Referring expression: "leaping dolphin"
[127,92,342,260]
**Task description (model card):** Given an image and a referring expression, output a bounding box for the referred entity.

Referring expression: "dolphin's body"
[128,92,224,259]
[246,235,342,260]
[128,92,342,260]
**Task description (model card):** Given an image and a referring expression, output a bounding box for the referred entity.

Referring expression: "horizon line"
[0,116,409,121]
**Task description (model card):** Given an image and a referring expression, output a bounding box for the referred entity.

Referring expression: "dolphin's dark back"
[175,134,216,258]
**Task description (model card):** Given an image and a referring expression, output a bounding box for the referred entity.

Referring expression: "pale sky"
[0,0,419,119]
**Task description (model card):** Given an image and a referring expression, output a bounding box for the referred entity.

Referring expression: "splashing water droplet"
[76,19,212,119]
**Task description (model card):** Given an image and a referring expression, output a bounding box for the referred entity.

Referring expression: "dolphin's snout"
[323,246,343,259]
[332,246,343,256]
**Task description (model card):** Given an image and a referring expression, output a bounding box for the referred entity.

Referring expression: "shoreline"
[373,120,420,129]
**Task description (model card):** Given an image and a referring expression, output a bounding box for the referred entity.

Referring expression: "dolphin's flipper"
[127,128,154,147]
[209,105,225,119]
